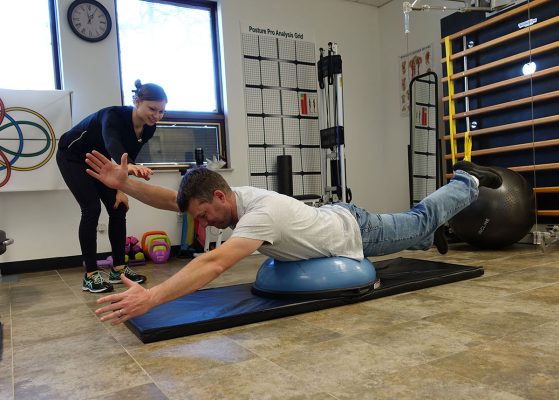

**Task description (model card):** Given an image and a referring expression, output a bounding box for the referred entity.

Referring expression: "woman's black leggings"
[57,151,127,272]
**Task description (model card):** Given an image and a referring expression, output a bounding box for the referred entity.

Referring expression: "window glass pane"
[0,0,56,90]
[117,0,218,112]
[136,124,221,165]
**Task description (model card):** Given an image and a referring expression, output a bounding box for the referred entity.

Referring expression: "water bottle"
[195,147,204,166]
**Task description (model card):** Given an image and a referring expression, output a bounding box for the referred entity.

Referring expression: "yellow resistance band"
[444,36,458,165]
[445,36,473,163]
[463,131,472,161]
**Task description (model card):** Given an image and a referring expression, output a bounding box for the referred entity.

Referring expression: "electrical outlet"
[177,212,184,223]
[97,223,107,233]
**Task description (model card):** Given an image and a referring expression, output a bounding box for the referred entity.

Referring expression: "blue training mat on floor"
[126,257,484,343]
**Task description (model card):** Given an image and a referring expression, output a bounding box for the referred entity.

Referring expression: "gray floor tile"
[3,247,559,399]
[429,341,559,399]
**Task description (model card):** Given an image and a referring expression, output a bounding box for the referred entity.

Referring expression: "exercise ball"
[449,167,535,248]
[252,257,379,300]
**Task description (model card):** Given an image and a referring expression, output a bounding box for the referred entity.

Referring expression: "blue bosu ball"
[251,257,378,299]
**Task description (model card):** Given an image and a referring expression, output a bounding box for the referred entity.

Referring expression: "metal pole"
[318,48,330,203]
[331,43,347,202]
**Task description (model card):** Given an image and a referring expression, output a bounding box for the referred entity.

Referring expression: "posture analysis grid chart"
[242,28,322,198]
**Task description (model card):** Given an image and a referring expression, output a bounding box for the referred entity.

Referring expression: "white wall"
[0,0,383,264]
[1,0,183,264]
[1,0,452,264]
[377,1,453,212]
[218,0,383,208]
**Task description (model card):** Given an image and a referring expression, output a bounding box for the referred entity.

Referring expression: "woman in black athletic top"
[57,80,167,293]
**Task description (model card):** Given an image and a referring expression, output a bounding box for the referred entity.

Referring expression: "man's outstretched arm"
[86,150,180,212]
[94,236,264,324]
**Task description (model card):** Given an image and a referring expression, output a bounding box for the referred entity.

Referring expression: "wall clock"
[67,0,112,43]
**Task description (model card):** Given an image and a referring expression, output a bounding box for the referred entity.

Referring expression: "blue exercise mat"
[126,257,484,343]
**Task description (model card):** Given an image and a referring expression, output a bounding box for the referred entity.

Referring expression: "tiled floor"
[1,243,558,399]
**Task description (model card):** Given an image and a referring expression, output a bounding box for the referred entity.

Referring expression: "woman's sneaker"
[82,271,114,293]
[109,266,146,284]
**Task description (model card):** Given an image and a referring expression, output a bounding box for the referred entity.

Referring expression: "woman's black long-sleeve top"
[58,106,156,164]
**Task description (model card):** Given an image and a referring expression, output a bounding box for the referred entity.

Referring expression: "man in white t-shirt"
[84,150,501,324]
[226,186,363,261]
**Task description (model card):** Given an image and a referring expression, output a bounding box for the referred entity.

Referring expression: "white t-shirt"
[230,187,363,261]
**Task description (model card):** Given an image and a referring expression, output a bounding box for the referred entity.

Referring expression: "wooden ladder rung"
[440,0,550,43]
[537,210,559,217]
[443,66,559,102]
[510,163,559,173]
[444,139,559,160]
[445,163,559,180]
[534,187,559,193]
[444,90,559,121]
[442,41,559,83]
[441,15,559,64]
[443,115,559,140]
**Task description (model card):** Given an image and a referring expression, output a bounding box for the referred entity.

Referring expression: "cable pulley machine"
[317,42,351,204]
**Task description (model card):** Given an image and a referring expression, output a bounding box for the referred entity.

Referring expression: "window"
[116,0,226,167]
[116,0,222,114]
[135,122,224,166]
[0,0,60,90]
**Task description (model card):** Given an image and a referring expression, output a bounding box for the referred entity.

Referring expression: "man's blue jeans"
[337,171,478,256]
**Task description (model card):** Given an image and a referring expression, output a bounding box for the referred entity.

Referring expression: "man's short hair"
[176,167,232,212]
